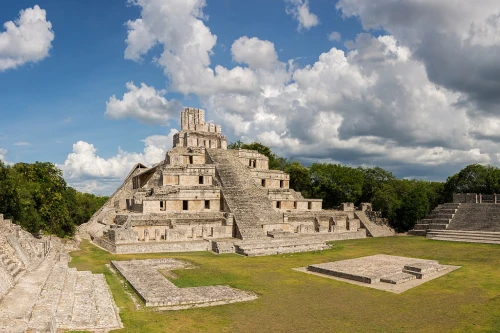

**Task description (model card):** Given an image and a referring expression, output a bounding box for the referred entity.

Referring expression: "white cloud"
[231,37,279,70]
[285,0,320,31]
[105,82,182,125]
[58,131,176,194]
[336,0,500,112]
[0,148,8,164]
[118,0,500,184]
[328,31,341,42]
[13,141,30,146]
[0,5,54,71]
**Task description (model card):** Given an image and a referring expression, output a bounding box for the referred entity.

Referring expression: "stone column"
[155,229,161,242]
[144,229,149,242]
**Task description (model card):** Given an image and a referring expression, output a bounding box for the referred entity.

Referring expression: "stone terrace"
[111,258,257,309]
[0,215,122,333]
[298,254,460,293]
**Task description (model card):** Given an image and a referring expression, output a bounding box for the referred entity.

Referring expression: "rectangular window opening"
[199,175,204,184]
[294,201,297,209]
[261,179,265,186]
[189,156,193,164]
[280,180,284,188]
[308,202,312,210]
[160,201,166,211]
[183,200,188,211]
[205,200,210,210]
[276,201,281,209]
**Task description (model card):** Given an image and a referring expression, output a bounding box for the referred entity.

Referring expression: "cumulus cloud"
[105,82,182,125]
[231,37,279,70]
[336,0,500,113]
[117,0,500,186]
[0,5,54,71]
[58,130,176,194]
[328,31,341,42]
[285,0,320,31]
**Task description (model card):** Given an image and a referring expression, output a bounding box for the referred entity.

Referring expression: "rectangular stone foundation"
[298,254,461,293]
[93,237,209,254]
[111,259,257,309]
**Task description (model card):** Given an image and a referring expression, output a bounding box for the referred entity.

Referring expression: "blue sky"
[1,0,500,194]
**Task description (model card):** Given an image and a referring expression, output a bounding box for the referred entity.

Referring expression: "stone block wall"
[237,149,269,169]
[453,193,478,203]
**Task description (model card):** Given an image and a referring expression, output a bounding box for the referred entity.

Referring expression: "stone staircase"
[355,211,395,237]
[207,149,283,239]
[0,252,24,282]
[234,237,330,256]
[447,203,500,232]
[426,230,500,244]
[0,247,121,332]
[409,203,460,236]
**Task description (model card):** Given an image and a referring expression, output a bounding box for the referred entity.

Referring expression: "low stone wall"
[111,258,257,308]
[94,237,209,254]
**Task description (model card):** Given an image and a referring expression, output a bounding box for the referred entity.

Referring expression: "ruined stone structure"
[81,107,393,256]
[297,254,460,294]
[111,258,257,309]
[409,193,500,244]
[0,214,122,332]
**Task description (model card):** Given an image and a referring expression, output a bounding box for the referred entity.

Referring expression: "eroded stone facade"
[82,107,393,255]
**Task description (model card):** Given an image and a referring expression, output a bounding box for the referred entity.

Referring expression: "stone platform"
[111,258,257,309]
[296,254,460,293]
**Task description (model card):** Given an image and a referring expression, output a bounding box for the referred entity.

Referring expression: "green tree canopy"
[0,161,108,237]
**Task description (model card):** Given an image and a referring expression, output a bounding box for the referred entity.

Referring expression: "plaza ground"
[69,236,500,333]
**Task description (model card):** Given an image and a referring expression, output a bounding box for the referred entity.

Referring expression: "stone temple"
[80,107,394,256]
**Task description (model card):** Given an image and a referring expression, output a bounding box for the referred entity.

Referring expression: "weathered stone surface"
[81,107,391,256]
[0,218,122,333]
[300,254,460,293]
[111,258,257,308]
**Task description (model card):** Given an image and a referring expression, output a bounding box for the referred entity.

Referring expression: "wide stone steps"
[409,203,460,236]
[447,204,500,232]
[235,237,330,256]
[355,211,394,237]
[207,149,282,239]
[27,261,67,331]
[426,229,500,244]
[0,245,121,333]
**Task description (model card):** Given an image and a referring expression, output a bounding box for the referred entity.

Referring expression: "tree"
[309,163,364,208]
[443,164,493,200]
[285,161,312,198]
[397,187,429,231]
[358,166,396,203]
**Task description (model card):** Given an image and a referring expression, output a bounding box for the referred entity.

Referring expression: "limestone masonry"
[409,193,500,244]
[80,107,394,255]
[0,214,122,332]
[111,258,257,309]
[296,254,460,294]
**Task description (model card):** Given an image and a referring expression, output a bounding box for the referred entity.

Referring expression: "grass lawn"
[68,236,500,333]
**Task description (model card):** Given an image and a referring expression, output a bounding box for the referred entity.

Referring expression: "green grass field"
[68,237,500,333]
